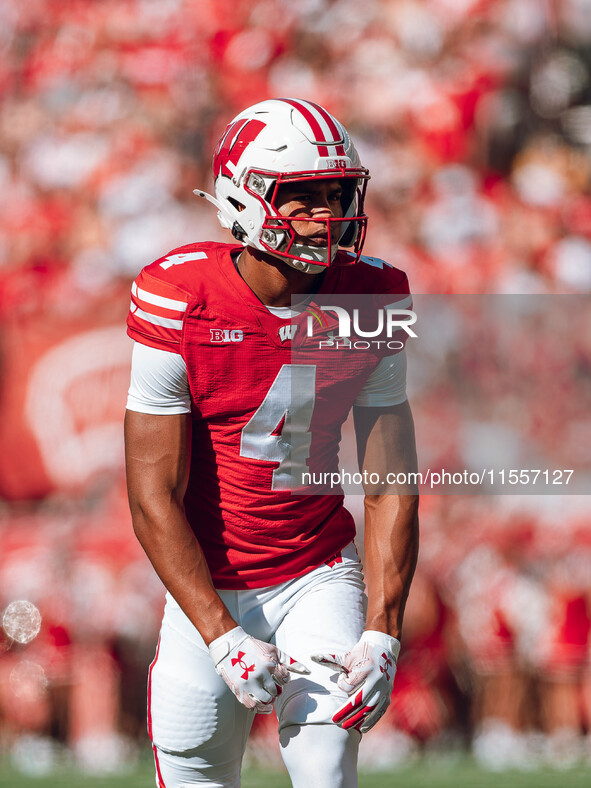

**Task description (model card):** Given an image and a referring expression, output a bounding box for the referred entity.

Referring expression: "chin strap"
[278,239,337,274]
[281,252,327,275]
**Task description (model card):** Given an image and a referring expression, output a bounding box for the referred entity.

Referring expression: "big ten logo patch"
[210,328,244,343]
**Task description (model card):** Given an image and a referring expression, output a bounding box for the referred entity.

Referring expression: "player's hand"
[311,630,400,733]
[208,626,310,713]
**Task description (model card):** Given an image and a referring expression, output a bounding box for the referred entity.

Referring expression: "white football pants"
[148,543,366,787]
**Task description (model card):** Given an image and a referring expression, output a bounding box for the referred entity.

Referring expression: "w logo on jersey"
[214,119,266,179]
[278,324,297,343]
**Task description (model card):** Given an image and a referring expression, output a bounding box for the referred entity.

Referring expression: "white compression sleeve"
[354,350,407,407]
[126,341,191,414]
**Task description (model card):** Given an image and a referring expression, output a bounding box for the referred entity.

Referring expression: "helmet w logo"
[214,119,266,180]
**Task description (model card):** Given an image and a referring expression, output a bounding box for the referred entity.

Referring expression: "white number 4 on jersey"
[240,364,316,490]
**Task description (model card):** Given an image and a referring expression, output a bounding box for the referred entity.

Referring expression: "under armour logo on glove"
[379,653,393,681]
[311,630,401,734]
[209,626,310,714]
[231,651,255,680]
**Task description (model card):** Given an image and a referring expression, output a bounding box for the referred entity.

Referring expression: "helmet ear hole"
[228,197,246,213]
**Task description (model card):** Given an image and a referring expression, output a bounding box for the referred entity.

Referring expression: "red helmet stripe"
[306,100,347,156]
[280,98,332,157]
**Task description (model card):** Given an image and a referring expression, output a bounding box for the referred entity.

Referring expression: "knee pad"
[149,619,252,756]
[149,666,226,754]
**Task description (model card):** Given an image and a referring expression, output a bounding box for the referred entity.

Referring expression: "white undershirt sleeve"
[126,341,191,414]
[354,350,408,407]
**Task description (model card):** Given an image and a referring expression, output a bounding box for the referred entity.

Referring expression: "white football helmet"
[194,98,370,273]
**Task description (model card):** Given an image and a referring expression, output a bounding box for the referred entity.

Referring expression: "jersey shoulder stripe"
[358,254,393,270]
[126,245,214,352]
[132,281,189,313]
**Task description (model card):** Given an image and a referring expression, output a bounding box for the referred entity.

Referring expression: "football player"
[124,98,419,788]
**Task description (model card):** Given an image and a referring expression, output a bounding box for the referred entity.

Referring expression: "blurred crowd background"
[1,0,591,776]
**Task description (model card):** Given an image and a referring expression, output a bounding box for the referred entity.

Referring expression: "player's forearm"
[363,493,419,640]
[130,499,237,645]
[125,410,236,644]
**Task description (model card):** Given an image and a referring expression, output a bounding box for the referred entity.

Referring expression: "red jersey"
[127,242,410,589]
